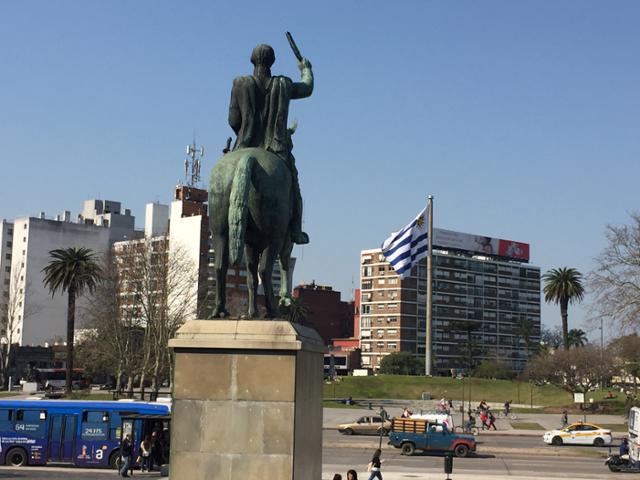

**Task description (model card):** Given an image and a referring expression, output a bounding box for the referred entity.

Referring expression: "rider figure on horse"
[227,43,313,245]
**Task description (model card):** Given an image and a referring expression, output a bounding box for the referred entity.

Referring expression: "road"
[324,428,616,454]
[0,432,619,479]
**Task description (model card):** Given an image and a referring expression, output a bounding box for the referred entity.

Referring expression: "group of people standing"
[332,448,384,480]
[119,423,167,477]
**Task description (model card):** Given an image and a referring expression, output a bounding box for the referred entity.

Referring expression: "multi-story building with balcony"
[360,228,540,374]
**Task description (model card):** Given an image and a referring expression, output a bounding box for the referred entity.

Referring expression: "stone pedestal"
[168,320,326,480]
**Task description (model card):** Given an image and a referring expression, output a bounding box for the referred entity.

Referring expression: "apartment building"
[9,202,136,346]
[360,228,540,374]
[0,220,14,341]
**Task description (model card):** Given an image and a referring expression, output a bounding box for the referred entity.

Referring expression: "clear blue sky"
[2,1,639,339]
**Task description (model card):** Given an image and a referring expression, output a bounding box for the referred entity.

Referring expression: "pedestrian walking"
[487,410,497,430]
[347,469,359,480]
[367,448,383,480]
[139,434,151,472]
[119,434,133,478]
[149,430,163,471]
[479,409,488,430]
[561,410,568,428]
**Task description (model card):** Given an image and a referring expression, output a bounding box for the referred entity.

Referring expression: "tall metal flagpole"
[425,195,434,376]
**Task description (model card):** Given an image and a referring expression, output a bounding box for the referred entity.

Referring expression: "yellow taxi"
[543,422,612,446]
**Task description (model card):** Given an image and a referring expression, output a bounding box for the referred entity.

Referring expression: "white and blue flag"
[381,207,429,278]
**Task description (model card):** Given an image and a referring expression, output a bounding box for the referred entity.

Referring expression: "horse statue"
[208,147,294,319]
[208,36,313,319]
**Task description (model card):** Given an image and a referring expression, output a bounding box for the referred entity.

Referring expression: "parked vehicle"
[543,422,612,446]
[338,415,391,435]
[0,399,169,469]
[388,417,476,457]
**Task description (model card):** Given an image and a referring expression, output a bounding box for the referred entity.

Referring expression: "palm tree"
[514,318,535,356]
[280,295,309,324]
[542,267,585,351]
[42,247,102,394]
[567,328,588,348]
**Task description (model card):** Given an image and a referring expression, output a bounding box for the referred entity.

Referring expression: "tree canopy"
[542,267,585,350]
[379,351,424,375]
[590,212,640,331]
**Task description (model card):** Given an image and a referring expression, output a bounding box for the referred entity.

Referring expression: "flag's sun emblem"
[416,215,425,228]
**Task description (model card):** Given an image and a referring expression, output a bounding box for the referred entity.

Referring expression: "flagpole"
[425,195,434,376]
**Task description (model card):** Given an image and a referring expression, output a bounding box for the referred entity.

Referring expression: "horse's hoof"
[211,308,230,319]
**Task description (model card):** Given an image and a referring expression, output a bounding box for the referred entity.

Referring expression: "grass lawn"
[324,375,572,407]
[510,422,545,430]
[0,392,20,398]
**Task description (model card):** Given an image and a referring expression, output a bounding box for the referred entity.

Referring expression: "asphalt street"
[0,432,619,479]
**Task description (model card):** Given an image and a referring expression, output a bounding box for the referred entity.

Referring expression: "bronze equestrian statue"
[209,35,313,319]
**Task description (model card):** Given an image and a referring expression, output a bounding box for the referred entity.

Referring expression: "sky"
[1,1,639,340]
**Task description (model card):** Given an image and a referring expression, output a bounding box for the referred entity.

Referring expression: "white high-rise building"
[0,220,14,341]
[144,202,169,238]
[9,202,136,346]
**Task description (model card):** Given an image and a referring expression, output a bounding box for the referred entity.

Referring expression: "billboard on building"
[433,228,529,261]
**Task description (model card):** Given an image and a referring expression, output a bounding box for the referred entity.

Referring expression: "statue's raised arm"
[287,32,313,99]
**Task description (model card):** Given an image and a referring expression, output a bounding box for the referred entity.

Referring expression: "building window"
[388,343,397,350]
[362,266,372,277]
[376,342,385,348]
[387,317,397,322]
[388,278,397,285]
[378,278,386,285]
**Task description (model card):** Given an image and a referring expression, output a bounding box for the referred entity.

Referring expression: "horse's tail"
[228,154,255,266]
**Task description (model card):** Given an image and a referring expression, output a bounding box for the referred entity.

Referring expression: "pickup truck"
[388,418,476,457]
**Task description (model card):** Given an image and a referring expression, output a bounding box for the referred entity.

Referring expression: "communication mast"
[185,139,204,187]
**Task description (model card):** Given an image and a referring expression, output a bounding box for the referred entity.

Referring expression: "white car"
[543,422,613,446]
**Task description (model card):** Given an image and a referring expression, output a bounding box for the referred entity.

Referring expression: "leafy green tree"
[567,328,588,348]
[42,247,101,394]
[379,351,424,375]
[542,268,585,350]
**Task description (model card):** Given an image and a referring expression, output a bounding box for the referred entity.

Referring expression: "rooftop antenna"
[185,134,204,187]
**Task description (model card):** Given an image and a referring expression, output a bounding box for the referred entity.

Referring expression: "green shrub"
[379,352,425,375]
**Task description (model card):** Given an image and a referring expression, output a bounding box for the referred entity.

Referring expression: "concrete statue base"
[168,319,326,480]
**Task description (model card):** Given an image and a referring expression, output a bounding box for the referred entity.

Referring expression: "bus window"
[81,411,109,441]
[109,412,122,440]
[0,409,12,430]
[15,410,46,438]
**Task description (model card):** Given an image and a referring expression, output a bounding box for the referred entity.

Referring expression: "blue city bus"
[0,399,170,468]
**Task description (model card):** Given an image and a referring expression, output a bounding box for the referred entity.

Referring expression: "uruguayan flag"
[381,207,429,278]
